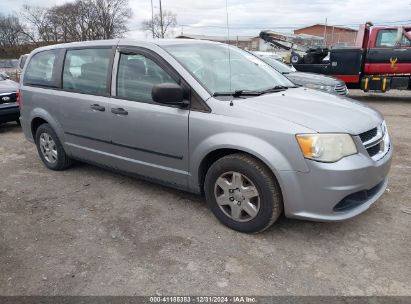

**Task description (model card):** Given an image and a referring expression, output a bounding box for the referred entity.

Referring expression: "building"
[294,24,358,47]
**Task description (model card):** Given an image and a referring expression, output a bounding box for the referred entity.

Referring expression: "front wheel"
[204,154,283,233]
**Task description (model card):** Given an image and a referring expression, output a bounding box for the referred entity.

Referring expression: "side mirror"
[152,83,187,106]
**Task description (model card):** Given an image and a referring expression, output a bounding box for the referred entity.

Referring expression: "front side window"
[63,48,111,95]
[23,50,58,87]
[162,43,294,95]
[376,29,411,47]
[116,53,176,103]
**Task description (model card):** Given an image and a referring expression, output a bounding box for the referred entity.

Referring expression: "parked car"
[0,59,19,81]
[19,40,392,233]
[0,72,19,124]
[253,51,348,96]
[17,54,30,81]
[251,51,283,62]
[18,54,29,71]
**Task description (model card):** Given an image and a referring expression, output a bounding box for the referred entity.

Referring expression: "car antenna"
[225,0,234,106]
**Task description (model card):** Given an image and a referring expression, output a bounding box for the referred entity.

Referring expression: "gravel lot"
[0,90,410,296]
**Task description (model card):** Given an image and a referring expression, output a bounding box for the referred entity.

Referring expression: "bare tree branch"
[141,10,177,39]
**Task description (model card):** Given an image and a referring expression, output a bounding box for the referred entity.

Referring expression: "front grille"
[359,127,378,143]
[358,125,388,159]
[367,144,380,157]
[334,84,348,95]
[0,92,17,104]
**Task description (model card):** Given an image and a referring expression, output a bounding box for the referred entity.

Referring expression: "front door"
[365,28,411,75]
[110,48,190,188]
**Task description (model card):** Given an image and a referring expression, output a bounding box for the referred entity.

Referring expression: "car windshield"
[162,43,294,95]
[256,56,295,74]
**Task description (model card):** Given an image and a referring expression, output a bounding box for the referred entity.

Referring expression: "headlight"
[296,133,358,162]
[304,83,333,92]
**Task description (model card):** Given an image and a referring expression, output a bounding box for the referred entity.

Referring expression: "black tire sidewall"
[205,156,278,233]
[35,124,67,170]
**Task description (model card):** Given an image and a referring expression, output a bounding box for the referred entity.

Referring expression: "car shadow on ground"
[0,121,21,133]
[69,160,355,237]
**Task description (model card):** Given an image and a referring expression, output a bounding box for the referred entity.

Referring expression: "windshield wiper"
[259,85,289,93]
[213,86,296,98]
[213,90,262,97]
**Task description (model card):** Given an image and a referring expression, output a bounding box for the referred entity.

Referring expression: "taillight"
[16,90,21,111]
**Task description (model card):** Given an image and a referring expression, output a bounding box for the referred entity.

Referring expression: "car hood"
[285,72,343,86]
[234,87,382,134]
[0,79,18,94]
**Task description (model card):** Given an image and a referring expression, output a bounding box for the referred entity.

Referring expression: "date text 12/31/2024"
[149,296,257,303]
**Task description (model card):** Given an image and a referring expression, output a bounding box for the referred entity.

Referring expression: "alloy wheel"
[214,171,260,222]
[39,132,58,164]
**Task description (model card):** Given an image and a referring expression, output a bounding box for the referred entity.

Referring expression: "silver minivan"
[19,39,392,233]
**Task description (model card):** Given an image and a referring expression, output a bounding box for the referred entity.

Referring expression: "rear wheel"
[204,153,283,233]
[35,123,72,170]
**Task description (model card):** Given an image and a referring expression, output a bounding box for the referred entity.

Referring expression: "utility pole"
[150,0,155,38]
[159,0,164,38]
[323,18,328,47]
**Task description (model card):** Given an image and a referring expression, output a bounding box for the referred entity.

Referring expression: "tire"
[35,123,72,171]
[16,120,21,126]
[303,53,316,64]
[290,53,301,65]
[204,153,283,233]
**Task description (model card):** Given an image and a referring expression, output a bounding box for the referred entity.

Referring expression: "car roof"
[30,38,223,54]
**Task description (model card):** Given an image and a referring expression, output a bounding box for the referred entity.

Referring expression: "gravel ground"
[0,90,410,296]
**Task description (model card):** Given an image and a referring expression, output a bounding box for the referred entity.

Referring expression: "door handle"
[90,104,105,111]
[111,107,128,115]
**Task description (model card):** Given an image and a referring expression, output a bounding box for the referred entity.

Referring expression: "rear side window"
[63,48,111,95]
[116,53,176,103]
[23,50,58,87]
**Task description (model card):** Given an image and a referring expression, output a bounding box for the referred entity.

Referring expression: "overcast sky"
[1,0,411,39]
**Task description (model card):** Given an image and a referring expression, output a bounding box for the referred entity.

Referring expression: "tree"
[94,0,132,39]
[141,10,177,38]
[21,5,52,44]
[21,0,132,43]
[0,14,26,48]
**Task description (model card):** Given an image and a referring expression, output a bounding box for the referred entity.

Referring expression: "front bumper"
[279,143,392,221]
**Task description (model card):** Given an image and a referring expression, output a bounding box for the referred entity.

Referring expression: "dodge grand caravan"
[19,39,392,233]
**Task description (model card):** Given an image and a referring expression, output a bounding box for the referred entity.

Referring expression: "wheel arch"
[31,117,48,139]
[195,147,286,199]
[28,108,71,155]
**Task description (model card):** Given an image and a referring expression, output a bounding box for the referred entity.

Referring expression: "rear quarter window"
[23,50,59,87]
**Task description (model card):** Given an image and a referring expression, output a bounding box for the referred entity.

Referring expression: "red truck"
[292,22,411,92]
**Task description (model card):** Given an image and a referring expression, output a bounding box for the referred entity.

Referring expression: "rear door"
[110,47,190,188]
[52,47,116,165]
